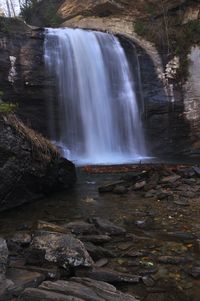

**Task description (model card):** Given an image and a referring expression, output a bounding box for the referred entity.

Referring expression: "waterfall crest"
[45,28,147,165]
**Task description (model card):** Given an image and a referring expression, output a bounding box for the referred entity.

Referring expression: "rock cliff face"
[0,17,47,134]
[0,113,76,212]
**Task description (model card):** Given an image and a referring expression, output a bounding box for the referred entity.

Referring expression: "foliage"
[144,4,156,16]
[44,5,62,27]
[133,21,147,37]
[133,15,200,82]
[20,0,62,26]
[20,0,38,23]
[0,103,18,114]
[0,17,11,33]
[187,19,200,34]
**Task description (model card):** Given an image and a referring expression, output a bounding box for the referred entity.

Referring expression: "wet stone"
[113,185,128,194]
[75,267,141,283]
[156,190,172,200]
[122,171,148,182]
[0,238,8,274]
[8,232,31,247]
[161,175,181,184]
[94,258,109,268]
[33,220,69,234]
[78,234,111,244]
[133,181,146,190]
[0,274,15,301]
[142,276,155,287]
[19,277,139,301]
[18,288,84,301]
[16,224,30,231]
[5,268,45,297]
[145,292,177,301]
[187,266,200,278]
[122,250,147,258]
[158,256,190,265]
[173,197,190,206]
[89,218,126,236]
[135,217,155,230]
[65,221,97,235]
[9,260,60,280]
[145,190,156,198]
[98,181,125,193]
[179,191,195,198]
[84,242,115,260]
[192,166,200,177]
[166,232,196,241]
[26,231,93,268]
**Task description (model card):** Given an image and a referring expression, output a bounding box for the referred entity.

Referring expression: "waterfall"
[44,28,147,165]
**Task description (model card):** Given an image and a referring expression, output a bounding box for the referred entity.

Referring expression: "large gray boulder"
[26,231,93,268]
[0,114,76,212]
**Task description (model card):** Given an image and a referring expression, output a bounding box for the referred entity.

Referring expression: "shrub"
[20,0,38,23]
[0,103,18,114]
[133,21,147,37]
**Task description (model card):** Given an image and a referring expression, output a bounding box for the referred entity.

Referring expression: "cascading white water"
[45,28,147,165]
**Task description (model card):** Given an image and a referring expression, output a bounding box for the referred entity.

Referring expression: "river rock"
[0,274,14,301]
[94,258,109,268]
[89,218,126,236]
[158,256,190,265]
[26,231,93,268]
[78,234,111,244]
[161,175,181,184]
[18,277,139,301]
[0,114,76,212]
[75,267,141,283]
[0,238,8,274]
[8,232,32,247]
[5,268,45,297]
[187,266,200,278]
[98,181,125,193]
[33,220,69,234]
[84,242,115,260]
[113,185,128,195]
[133,181,146,190]
[192,166,200,177]
[65,221,97,235]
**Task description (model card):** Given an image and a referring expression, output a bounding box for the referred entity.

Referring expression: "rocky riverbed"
[0,164,199,301]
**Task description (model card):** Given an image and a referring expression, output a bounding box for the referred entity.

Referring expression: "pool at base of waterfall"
[55,141,153,166]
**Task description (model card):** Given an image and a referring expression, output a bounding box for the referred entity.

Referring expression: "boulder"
[26,231,93,268]
[0,114,76,212]
[18,277,139,301]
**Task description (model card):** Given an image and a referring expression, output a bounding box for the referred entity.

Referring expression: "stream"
[0,166,199,301]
